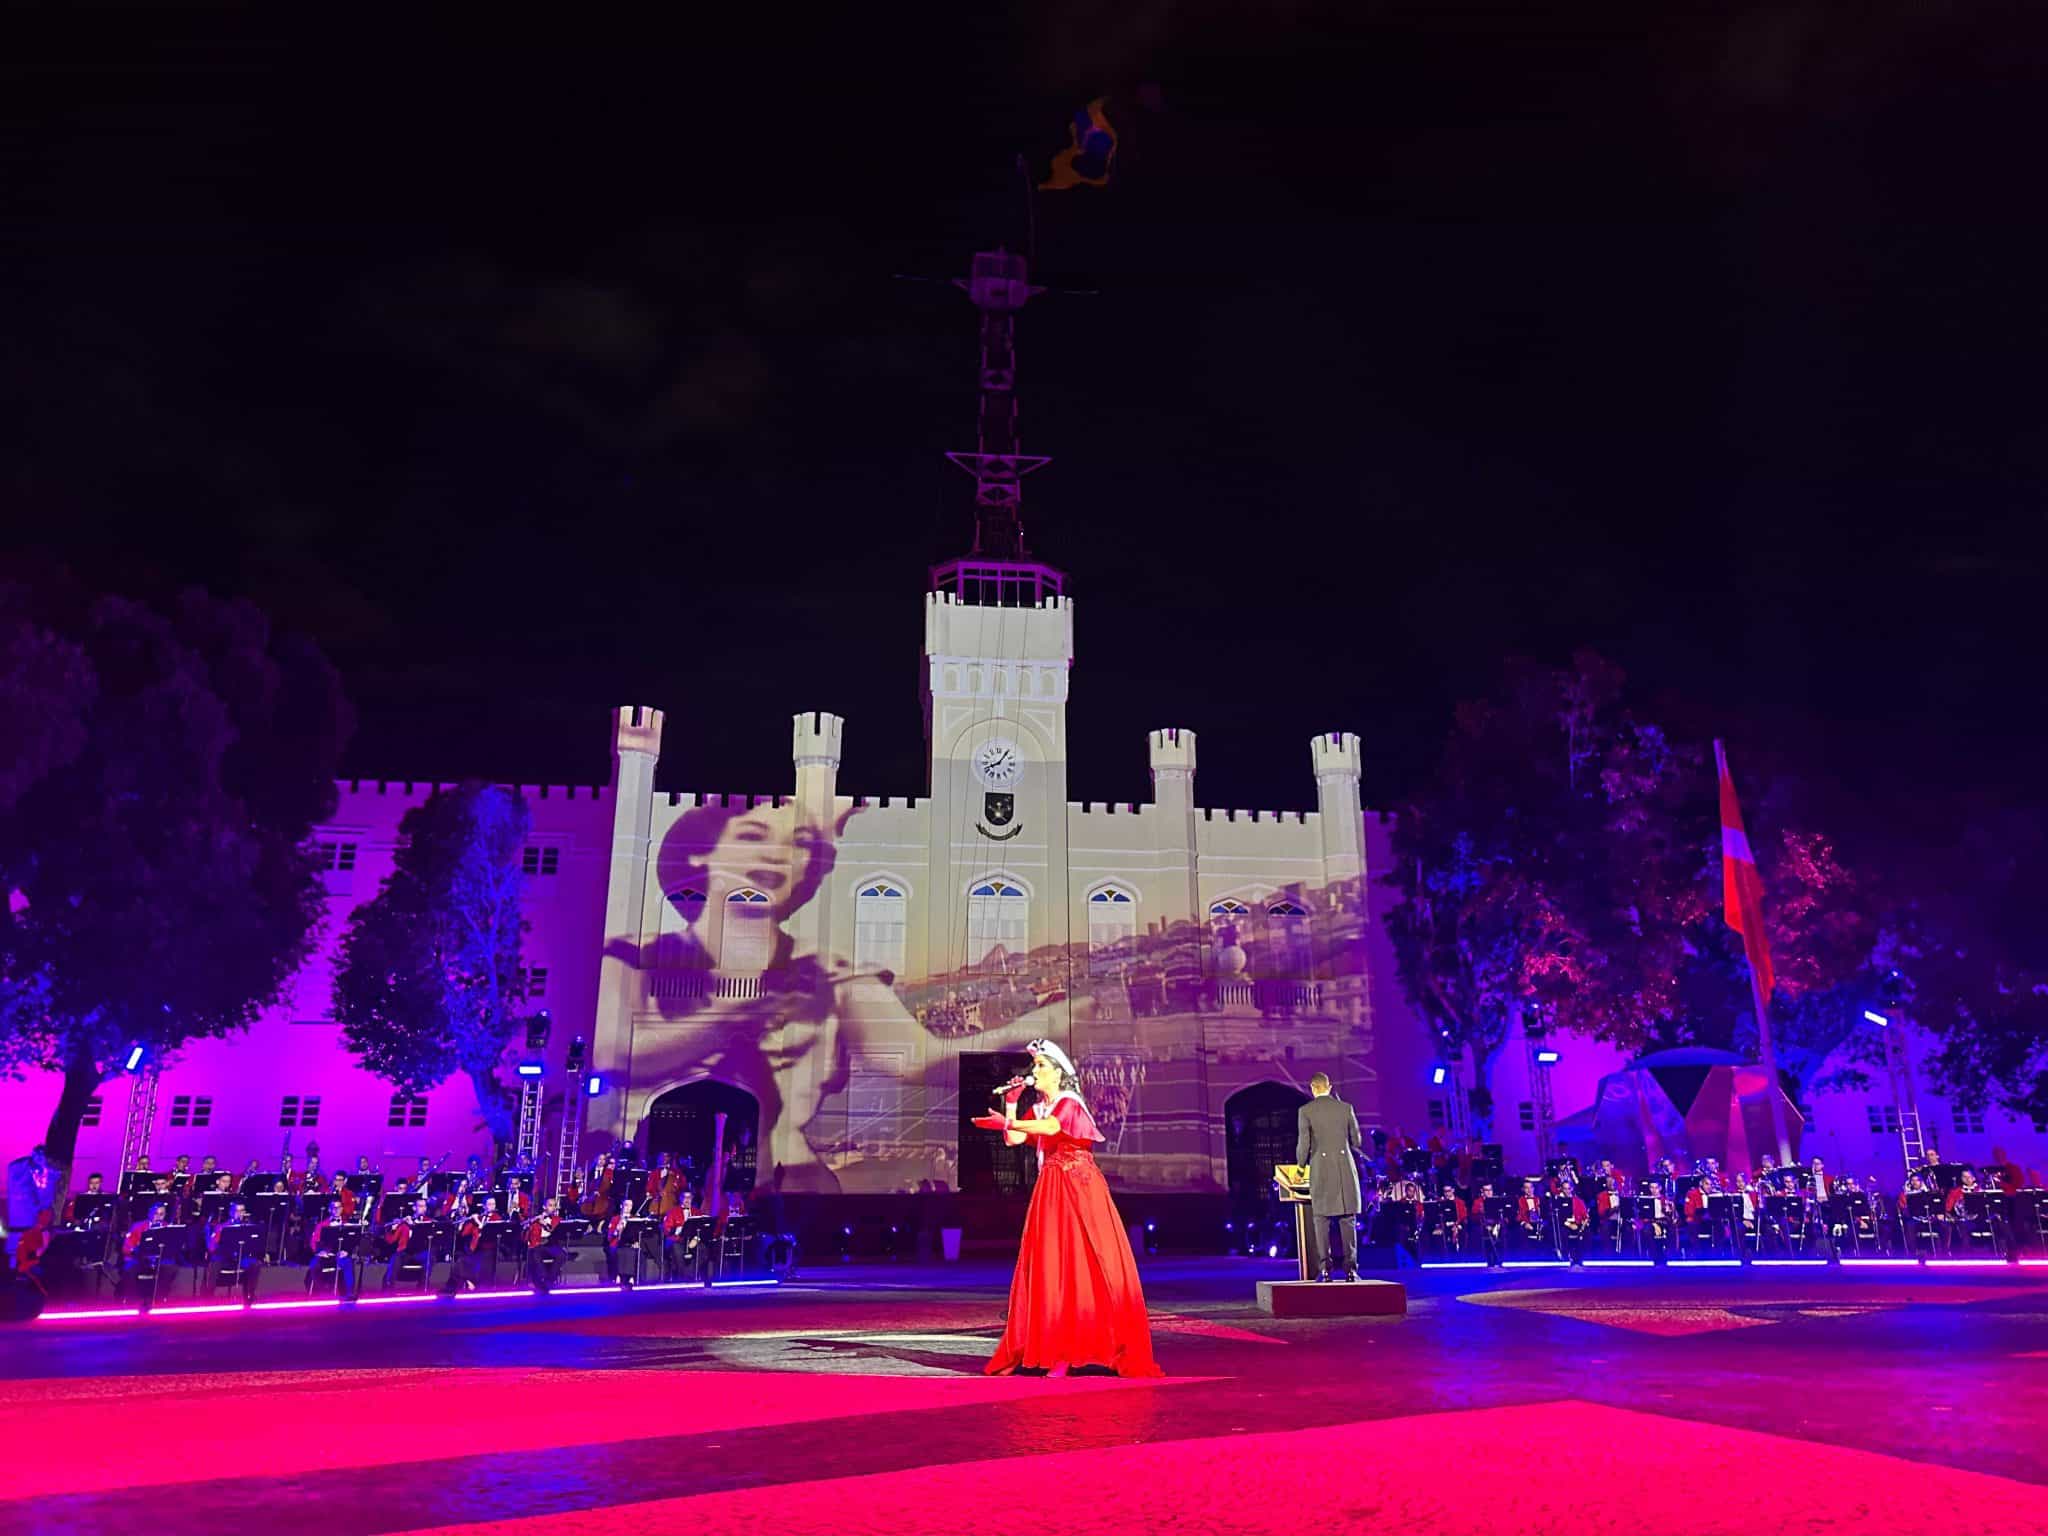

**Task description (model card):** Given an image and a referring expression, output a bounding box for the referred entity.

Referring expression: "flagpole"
[1750,954,1794,1168]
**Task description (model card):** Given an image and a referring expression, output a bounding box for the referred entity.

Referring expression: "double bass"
[581,1156,616,1220]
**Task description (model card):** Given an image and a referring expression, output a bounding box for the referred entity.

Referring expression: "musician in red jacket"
[603,1196,639,1288]
[62,1170,105,1225]
[661,1188,701,1280]
[14,1210,54,1295]
[121,1203,170,1302]
[209,1201,263,1301]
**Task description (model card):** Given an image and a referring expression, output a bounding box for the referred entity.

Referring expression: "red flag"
[1714,740,1774,999]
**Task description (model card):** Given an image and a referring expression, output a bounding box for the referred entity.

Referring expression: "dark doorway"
[1225,1081,1309,1207]
[956,1051,1038,1197]
[645,1080,759,1195]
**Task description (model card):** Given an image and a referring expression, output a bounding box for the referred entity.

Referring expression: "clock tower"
[921,247,1075,977]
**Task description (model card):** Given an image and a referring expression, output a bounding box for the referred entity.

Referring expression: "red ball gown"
[985,1092,1161,1377]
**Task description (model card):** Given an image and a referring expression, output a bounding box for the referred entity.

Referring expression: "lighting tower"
[119,1059,161,1181]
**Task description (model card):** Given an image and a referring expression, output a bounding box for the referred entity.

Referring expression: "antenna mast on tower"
[931,247,1066,607]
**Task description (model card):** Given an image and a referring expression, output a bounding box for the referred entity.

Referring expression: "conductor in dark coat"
[1296,1073,1363,1280]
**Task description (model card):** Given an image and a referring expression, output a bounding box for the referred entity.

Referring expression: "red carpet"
[397,1399,2048,1536]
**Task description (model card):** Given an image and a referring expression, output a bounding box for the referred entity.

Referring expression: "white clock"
[973,738,1023,788]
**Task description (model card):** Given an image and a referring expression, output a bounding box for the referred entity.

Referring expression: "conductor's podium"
[1263,1162,1406,1319]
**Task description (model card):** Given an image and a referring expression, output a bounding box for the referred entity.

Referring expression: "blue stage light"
[1535,1049,1561,1065]
[1431,1065,1447,1085]
[515,1062,544,1078]
[124,1044,146,1073]
[585,1073,604,1096]
[1863,1009,1889,1027]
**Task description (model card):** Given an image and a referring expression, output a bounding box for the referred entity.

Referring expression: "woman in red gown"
[980,1040,1160,1377]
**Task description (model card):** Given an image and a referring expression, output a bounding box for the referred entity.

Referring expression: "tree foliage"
[332,782,531,1154]
[1895,804,2048,1127]
[1387,650,1884,1130]
[0,577,349,1176]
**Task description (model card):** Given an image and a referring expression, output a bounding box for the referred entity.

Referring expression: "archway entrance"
[645,1080,759,1194]
[1225,1081,1309,1207]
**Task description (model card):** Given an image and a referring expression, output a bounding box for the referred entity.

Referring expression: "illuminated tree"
[0,578,346,1180]
[332,783,531,1155]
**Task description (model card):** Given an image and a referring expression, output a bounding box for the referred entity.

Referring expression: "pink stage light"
[1751,1259,1826,1267]
[251,1298,342,1312]
[1583,1260,1655,1268]
[1841,1258,1923,1267]
[1420,1262,1487,1270]
[1667,1259,1742,1268]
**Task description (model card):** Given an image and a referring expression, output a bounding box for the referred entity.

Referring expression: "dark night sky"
[4,4,2043,824]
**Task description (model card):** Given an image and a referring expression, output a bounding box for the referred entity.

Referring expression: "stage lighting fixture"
[524,1011,552,1050]
[585,1073,604,1097]
[515,1063,544,1078]
[1862,1009,1889,1027]
[1534,1049,1561,1066]
[123,1044,146,1072]
[1431,1065,1447,1086]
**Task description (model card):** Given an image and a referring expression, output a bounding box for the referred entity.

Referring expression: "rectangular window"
[81,1095,103,1128]
[518,966,549,998]
[314,840,358,870]
[1953,1104,1985,1136]
[522,845,560,877]
[1518,1102,1536,1132]
[168,1095,213,1129]
[1866,1105,1900,1135]
[387,1093,429,1129]
[280,1093,322,1128]
[1427,1098,1447,1130]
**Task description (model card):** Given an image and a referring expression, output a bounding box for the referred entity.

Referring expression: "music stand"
[1273,1164,1313,1282]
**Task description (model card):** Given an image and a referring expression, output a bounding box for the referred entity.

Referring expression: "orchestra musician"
[443,1199,488,1294]
[524,1198,564,1292]
[62,1171,105,1225]
[381,1198,433,1290]
[13,1210,54,1297]
[122,1202,171,1304]
[302,1153,330,1197]
[235,1158,261,1194]
[660,1186,702,1280]
[307,1198,357,1297]
[335,1173,359,1223]
[1516,1178,1545,1252]
[1470,1183,1505,1268]
[603,1195,638,1287]
[169,1154,195,1217]
[209,1201,262,1301]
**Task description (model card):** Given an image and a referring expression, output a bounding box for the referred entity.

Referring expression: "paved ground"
[6,1258,2047,1535]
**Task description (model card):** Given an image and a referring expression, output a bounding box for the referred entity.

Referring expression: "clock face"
[973,738,1023,788]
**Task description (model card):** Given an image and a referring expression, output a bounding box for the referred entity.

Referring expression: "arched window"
[1086,885,1138,972]
[661,887,707,937]
[1265,899,1311,974]
[967,878,1029,970]
[854,881,908,978]
[1207,897,1252,936]
[720,887,775,972]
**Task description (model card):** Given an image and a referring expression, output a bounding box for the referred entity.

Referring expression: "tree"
[1894,803,2048,1129]
[1386,653,1703,1134]
[0,578,349,1181]
[333,782,532,1156]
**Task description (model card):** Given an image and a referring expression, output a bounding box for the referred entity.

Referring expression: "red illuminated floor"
[7,1261,2047,1535]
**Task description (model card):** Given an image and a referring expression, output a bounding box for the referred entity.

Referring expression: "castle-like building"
[6,251,2038,1205]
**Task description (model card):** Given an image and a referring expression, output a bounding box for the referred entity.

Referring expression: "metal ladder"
[1527,1036,1557,1164]
[514,1075,544,1169]
[1882,1018,1929,1173]
[554,1038,587,1198]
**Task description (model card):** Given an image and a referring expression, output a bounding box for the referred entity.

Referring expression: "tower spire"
[932,247,1065,606]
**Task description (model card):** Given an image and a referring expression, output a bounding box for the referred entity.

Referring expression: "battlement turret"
[792,710,846,768]
[1310,730,1362,780]
[1148,727,1197,779]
